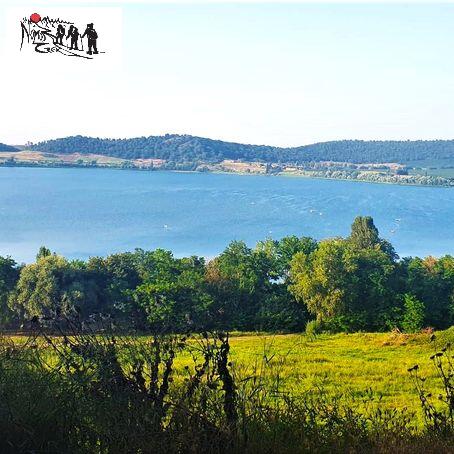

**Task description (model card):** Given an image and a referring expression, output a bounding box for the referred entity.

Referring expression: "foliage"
[132,250,213,332]
[296,168,453,187]
[9,254,104,320]
[402,256,454,329]
[305,319,322,338]
[29,135,454,166]
[349,216,397,259]
[402,294,426,333]
[290,238,353,321]
[36,245,52,260]
[1,216,454,333]
[0,257,20,327]
[288,217,433,332]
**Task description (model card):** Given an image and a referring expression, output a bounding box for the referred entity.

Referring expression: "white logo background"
[3,7,122,71]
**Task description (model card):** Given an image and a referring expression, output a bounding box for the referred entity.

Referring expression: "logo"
[20,12,104,59]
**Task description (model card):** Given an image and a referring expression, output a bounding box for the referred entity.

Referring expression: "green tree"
[87,252,142,323]
[289,239,353,322]
[0,256,20,327]
[349,216,397,260]
[36,246,52,260]
[402,255,454,328]
[289,235,398,331]
[348,247,397,329]
[206,241,276,330]
[132,250,212,332]
[9,255,101,320]
[401,294,425,333]
[349,216,380,249]
[255,236,317,281]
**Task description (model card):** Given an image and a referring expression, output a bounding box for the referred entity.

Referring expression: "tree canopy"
[27,135,454,165]
[2,217,454,334]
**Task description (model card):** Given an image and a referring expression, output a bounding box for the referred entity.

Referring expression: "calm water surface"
[0,167,452,262]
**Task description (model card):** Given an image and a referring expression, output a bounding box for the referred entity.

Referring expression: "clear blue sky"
[1,2,454,146]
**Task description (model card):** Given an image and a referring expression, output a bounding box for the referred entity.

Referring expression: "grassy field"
[8,328,452,416]
[2,328,454,452]
[204,328,454,415]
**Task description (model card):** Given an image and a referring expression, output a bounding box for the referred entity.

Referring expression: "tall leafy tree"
[255,236,318,281]
[349,216,397,260]
[10,255,102,320]
[206,241,277,330]
[290,219,398,331]
[87,252,142,322]
[402,255,454,328]
[0,256,21,327]
[349,216,380,250]
[289,238,353,321]
[132,250,213,332]
[36,246,52,260]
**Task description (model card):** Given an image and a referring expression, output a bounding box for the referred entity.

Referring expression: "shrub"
[305,319,322,338]
[402,294,426,333]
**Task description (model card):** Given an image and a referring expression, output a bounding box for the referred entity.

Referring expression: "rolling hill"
[0,143,19,152]
[21,135,454,165]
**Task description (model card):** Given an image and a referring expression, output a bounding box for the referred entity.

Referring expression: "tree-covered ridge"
[0,143,19,152]
[30,135,276,164]
[1,217,454,334]
[298,140,454,164]
[27,135,454,164]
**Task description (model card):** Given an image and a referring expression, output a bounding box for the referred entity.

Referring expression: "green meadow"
[8,328,453,417]
[2,328,454,452]
[205,329,454,415]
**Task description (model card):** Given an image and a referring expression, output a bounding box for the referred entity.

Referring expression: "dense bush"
[402,294,426,333]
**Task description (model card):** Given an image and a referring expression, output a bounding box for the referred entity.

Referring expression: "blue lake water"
[0,167,452,263]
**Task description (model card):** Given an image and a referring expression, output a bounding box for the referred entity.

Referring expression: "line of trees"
[296,169,453,186]
[27,135,454,165]
[1,217,453,333]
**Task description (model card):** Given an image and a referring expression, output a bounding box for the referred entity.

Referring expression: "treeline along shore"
[1,216,453,334]
[1,135,454,186]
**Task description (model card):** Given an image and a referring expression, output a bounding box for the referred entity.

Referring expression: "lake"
[0,167,452,263]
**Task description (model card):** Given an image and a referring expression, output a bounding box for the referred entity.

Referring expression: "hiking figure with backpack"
[69,27,80,50]
[82,23,98,55]
[55,24,65,45]
[66,25,74,42]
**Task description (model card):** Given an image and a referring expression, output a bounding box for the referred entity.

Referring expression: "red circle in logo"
[30,13,41,23]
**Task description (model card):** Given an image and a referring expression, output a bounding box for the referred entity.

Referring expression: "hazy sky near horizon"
[1,2,454,146]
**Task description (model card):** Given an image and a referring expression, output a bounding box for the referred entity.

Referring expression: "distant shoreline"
[0,161,452,188]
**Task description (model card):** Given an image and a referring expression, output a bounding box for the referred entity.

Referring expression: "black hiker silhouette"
[81,23,98,55]
[55,24,65,45]
[68,27,80,50]
[66,25,74,40]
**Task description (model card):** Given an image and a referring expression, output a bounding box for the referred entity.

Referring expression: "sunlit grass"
[6,327,454,420]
